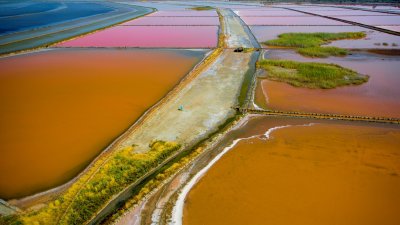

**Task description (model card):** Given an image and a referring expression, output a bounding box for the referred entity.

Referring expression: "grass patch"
[297,46,348,58]
[257,59,369,89]
[190,6,214,10]
[263,32,366,58]
[13,141,180,225]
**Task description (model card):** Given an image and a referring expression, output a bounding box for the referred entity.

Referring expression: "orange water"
[184,118,400,225]
[0,49,203,199]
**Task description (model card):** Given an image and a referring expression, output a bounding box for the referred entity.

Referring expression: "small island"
[263,32,366,58]
[257,59,369,89]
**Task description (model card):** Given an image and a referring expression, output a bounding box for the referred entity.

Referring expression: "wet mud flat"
[255,49,400,118]
[0,48,205,200]
[183,116,400,225]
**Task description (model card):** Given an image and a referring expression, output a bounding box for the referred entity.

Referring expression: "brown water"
[184,117,400,225]
[0,48,204,199]
[256,50,400,118]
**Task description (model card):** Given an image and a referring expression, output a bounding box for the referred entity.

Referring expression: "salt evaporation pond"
[234,9,310,17]
[0,48,205,199]
[183,116,400,225]
[334,16,400,26]
[255,50,400,118]
[241,16,347,25]
[251,26,400,49]
[56,26,218,48]
[148,10,218,17]
[121,16,220,26]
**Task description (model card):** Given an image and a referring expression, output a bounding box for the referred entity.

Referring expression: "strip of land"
[112,8,260,225]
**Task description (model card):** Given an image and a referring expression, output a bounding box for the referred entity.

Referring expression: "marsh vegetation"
[190,6,214,11]
[6,141,180,225]
[263,32,366,58]
[257,59,369,89]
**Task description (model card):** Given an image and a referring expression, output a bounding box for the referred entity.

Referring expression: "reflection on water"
[184,116,400,225]
[0,48,204,199]
[256,50,400,117]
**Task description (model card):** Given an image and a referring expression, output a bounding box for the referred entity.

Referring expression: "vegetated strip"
[263,32,366,58]
[190,6,215,11]
[257,59,369,89]
[103,114,243,225]
[280,7,400,36]
[83,10,227,224]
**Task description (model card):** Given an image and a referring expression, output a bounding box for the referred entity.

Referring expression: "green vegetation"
[263,32,366,58]
[10,141,180,225]
[297,46,348,58]
[257,59,369,89]
[190,6,214,10]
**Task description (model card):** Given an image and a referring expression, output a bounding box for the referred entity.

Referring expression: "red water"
[242,16,347,25]
[0,48,203,199]
[57,26,218,48]
[121,16,219,25]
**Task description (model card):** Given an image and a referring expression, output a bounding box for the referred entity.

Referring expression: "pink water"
[57,26,218,48]
[241,16,347,25]
[302,10,395,16]
[235,10,309,17]
[378,26,400,32]
[335,16,400,25]
[251,26,400,49]
[121,16,219,25]
[148,10,218,17]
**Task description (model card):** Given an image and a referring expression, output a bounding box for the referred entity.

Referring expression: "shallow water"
[148,10,218,17]
[242,16,347,25]
[121,16,220,26]
[0,48,204,199]
[234,9,309,17]
[0,1,114,35]
[334,15,400,25]
[256,50,400,117]
[56,26,218,48]
[251,26,400,49]
[301,9,395,16]
[184,117,400,225]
